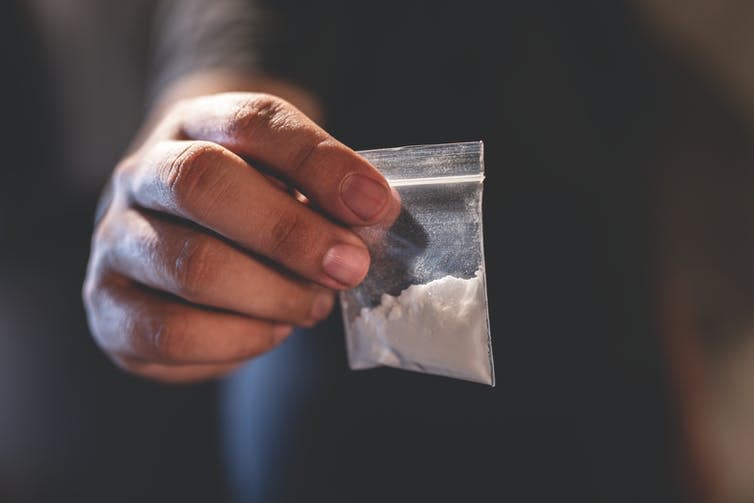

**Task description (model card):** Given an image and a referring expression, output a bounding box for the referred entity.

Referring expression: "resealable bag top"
[339,141,494,386]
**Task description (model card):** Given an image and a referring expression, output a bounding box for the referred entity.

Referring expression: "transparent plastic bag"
[339,141,494,386]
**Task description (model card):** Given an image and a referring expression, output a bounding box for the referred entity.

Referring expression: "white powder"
[345,269,494,385]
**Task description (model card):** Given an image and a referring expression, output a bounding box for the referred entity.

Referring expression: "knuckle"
[81,275,100,312]
[289,137,327,176]
[268,212,307,258]
[91,207,127,250]
[81,274,115,330]
[161,141,224,215]
[82,279,138,357]
[113,152,139,183]
[89,221,111,255]
[230,94,294,139]
[107,153,139,197]
[149,312,187,361]
[173,236,217,300]
[229,93,326,175]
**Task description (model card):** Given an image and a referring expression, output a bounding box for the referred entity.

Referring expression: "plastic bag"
[339,141,494,386]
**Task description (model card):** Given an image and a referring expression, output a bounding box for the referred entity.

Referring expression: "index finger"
[174,92,400,226]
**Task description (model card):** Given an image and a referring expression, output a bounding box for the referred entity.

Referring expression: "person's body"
[83,1,697,501]
[80,0,754,502]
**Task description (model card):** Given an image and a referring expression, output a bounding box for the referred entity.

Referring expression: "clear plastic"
[339,141,494,386]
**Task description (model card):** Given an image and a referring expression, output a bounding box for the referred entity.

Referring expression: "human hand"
[83,92,399,383]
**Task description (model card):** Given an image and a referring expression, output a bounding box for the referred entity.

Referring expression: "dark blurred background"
[0,1,228,501]
[2,0,754,502]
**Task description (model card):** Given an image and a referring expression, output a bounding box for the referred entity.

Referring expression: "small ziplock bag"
[339,141,494,386]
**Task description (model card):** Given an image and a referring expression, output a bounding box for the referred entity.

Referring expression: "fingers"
[84,91,402,384]
[99,206,335,325]
[175,92,400,226]
[126,140,371,289]
[83,273,295,365]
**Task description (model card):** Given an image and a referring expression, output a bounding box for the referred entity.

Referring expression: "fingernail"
[322,244,370,286]
[310,291,334,321]
[273,324,293,343]
[341,173,389,221]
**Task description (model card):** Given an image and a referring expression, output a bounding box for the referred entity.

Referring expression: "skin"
[83,75,400,384]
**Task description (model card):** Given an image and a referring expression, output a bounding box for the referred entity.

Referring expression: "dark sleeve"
[148,0,283,102]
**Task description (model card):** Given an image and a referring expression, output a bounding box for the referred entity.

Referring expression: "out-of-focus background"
[0,1,228,501]
[2,0,754,502]
[633,2,754,501]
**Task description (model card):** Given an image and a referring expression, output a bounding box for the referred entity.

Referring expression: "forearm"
[138,0,323,152]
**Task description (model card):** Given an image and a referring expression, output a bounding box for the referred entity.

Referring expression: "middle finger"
[101,206,335,326]
[127,140,371,289]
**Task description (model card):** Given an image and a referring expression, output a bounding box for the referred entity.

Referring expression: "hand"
[83,92,399,383]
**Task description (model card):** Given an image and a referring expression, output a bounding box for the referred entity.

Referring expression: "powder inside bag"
[350,269,492,385]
